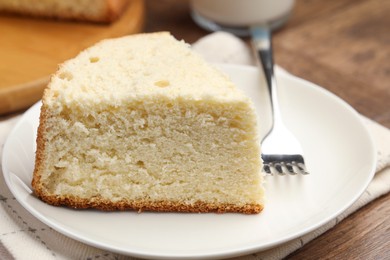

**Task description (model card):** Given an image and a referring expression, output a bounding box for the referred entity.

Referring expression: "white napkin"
[1,32,390,260]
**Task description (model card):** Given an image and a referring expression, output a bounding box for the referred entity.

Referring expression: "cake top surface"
[44,32,249,107]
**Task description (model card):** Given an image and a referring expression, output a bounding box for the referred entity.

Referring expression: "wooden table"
[145,0,390,259]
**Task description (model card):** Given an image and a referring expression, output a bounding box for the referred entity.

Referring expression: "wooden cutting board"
[0,0,144,115]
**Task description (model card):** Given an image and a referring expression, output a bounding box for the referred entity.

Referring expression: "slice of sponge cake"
[32,32,264,214]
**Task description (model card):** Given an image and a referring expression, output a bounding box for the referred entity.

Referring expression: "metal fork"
[250,26,309,175]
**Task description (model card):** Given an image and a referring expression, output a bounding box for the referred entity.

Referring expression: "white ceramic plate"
[2,64,376,259]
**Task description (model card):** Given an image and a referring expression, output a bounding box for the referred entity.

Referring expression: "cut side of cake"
[0,0,128,23]
[32,32,264,214]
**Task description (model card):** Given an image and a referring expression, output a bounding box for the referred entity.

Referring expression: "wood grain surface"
[0,0,144,115]
[144,0,390,259]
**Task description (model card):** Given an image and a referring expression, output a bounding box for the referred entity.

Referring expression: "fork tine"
[284,162,297,175]
[268,163,279,175]
[262,161,308,175]
[285,162,295,175]
[272,163,285,175]
[263,163,285,175]
[279,162,294,175]
[263,164,272,174]
[275,163,283,175]
[296,162,309,175]
[290,162,308,175]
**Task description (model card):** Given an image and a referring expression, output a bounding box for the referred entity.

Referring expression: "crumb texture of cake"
[0,0,128,22]
[32,32,264,214]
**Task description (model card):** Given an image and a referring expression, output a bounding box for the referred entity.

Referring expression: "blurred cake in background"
[0,0,129,22]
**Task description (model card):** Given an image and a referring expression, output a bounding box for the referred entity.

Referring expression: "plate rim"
[2,64,377,259]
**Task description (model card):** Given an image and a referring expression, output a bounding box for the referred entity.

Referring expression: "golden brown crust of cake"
[31,104,49,196]
[34,192,264,214]
[0,0,129,23]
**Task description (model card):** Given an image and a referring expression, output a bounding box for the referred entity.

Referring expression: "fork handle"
[250,26,283,129]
